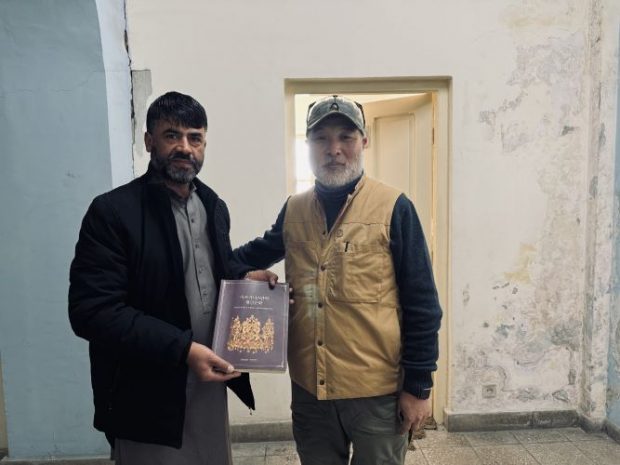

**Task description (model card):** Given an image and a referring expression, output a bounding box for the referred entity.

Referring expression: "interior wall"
[125,0,619,427]
[0,0,132,459]
[580,0,620,427]
[0,361,7,451]
[607,26,620,432]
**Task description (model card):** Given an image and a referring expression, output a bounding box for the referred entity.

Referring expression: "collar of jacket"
[142,163,227,287]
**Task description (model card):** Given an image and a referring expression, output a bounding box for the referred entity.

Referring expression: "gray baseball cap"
[306,95,366,135]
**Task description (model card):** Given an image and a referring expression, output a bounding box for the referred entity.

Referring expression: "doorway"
[285,78,450,424]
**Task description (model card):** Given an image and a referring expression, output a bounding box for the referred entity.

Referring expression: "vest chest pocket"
[327,242,385,303]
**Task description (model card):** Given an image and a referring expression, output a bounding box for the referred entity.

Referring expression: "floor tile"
[559,427,609,442]
[235,456,266,465]
[265,454,301,465]
[475,445,538,465]
[573,439,620,465]
[405,448,430,464]
[422,446,482,465]
[232,441,267,457]
[512,429,569,444]
[417,429,471,449]
[525,442,595,465]
[463,431,520,446]
[265,441,297,456]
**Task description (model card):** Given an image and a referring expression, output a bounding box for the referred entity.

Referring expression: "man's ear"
[362,135,369,149]
[144,132,152,153]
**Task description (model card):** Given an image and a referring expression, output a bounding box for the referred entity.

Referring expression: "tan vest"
[283,176,402,400]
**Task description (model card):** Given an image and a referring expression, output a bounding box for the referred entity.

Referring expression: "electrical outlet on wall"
[482,384,497,398]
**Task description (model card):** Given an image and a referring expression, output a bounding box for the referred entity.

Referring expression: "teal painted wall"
[0,0,120,458]
[608,27,620,432]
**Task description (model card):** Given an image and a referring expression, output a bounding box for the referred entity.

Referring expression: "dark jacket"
[69,168,254,448]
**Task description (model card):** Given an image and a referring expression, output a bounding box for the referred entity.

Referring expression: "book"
[212,279,289,373]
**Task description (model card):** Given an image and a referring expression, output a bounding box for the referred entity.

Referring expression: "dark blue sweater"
[233,178,442,399]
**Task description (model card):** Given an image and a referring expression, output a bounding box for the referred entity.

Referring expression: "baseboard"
[444,409,580,432]
[0,423,294,463]
[580,414,605,432]
[605,419,620,443]
[0,457,111,464]
[230,420,293,443]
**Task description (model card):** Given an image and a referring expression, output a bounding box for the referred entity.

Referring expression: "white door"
[363,94,434,245]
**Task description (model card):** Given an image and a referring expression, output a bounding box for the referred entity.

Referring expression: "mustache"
[168,152,200,170]
[169,152,194,162]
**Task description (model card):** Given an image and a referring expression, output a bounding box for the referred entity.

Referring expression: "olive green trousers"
[291,382,408,465]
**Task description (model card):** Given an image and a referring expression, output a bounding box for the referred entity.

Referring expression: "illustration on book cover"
[213,280,289,372]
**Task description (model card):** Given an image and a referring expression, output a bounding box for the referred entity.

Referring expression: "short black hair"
[146,91,208,133]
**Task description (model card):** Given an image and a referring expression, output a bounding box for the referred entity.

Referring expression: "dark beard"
[151,150,202,184]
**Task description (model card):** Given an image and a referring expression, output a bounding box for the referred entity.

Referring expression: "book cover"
[212,279,289,373]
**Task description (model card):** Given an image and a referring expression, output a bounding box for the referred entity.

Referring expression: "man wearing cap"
[233,95,442,465]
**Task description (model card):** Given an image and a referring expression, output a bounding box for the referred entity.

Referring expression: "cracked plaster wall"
[126,0,620,426]
[455,0,619,423]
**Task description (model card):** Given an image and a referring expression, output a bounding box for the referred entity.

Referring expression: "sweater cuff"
[235,267,255,280]
[403,369,434,399]
[179,331,194,366]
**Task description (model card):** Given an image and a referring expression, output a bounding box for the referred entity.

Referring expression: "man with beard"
[233,95,443,465]
[69,91,257,464]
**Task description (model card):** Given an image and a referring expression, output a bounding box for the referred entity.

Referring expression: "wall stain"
[610,320,620,371]
[501,122,531,153]
[495,324,515,338]
[455,9,590,415]
[589,175,598,198]
[598,123,606,149]
[463,284,470,307]
[553,389,569,402]
[516,387,539,401]
[479,110,496,127]
[501,2,579,31]
[550,322,580,351]
[504,244,536,284]
[561,125,576,135]
[568,369,576,385]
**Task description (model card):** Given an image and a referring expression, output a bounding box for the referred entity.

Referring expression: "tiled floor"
[232,427,620,465]
[0,428,617,464]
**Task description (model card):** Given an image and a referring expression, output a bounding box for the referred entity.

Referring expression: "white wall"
[96,0,134,188]
[125,0,620,426]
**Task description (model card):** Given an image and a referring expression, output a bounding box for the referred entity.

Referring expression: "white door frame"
[284,78,451,424]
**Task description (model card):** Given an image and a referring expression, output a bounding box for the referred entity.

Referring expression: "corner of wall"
[579,0,615,425]
[95,0,134,187]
